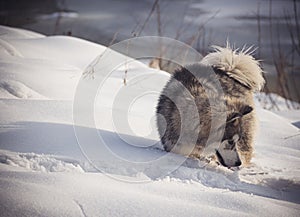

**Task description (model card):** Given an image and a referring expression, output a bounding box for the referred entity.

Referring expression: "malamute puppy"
[156,45,264,168]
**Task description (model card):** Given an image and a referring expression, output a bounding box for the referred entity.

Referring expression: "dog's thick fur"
[156,45,264,166]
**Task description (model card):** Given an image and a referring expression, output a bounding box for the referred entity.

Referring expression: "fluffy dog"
[156,45,264,167]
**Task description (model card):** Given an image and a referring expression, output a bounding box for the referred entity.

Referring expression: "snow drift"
[0,25,299,217]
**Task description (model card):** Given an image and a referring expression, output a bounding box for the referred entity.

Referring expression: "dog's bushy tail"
[201,44,265,92]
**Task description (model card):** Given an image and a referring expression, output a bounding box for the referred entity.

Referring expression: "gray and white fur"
[156,45,264,167]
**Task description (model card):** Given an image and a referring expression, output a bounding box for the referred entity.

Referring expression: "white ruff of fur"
[201,45,265,91]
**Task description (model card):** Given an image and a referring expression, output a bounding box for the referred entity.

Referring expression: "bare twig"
[132,0,160,37]
[256,2,261,59]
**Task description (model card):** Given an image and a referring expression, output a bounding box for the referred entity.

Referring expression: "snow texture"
[0,25,299,217]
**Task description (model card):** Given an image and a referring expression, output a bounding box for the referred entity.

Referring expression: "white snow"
[0,149,84,173]
[0,25,299,217]
[38,12,79,20]
[255,92,300,111]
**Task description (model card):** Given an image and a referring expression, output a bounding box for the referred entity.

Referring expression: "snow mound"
[0,24,108,100]
[0,38,23,57]
[2,34,107,70]
[0,150,84,173]
[0,80,46,99]
[0,25,45,39]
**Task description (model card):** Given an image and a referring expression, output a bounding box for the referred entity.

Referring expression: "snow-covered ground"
[0,25,300,217]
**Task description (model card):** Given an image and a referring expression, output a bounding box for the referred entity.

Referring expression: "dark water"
[0,0,295,53]
[1,0,299,101]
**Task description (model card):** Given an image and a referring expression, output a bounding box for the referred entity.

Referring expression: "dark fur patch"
[156,63,256,166]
